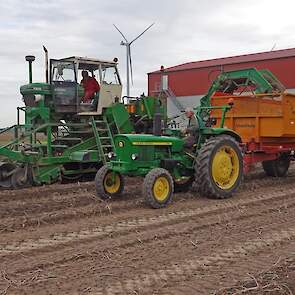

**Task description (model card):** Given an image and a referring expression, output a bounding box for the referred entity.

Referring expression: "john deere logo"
[118,141,124,147]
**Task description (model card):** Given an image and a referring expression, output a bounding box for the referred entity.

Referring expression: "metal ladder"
[91,116,116,165]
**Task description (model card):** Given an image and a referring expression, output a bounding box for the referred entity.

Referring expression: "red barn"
[148,48,295,117]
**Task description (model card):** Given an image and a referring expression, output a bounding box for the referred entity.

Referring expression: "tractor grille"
[138,146,154,161]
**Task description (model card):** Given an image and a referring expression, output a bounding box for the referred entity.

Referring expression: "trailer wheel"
[143,168,174,209]
[95,165,124,199]
[262,157,290,177]
[195,135,243,199]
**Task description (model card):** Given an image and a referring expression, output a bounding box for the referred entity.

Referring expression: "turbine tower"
[113,23,154,101]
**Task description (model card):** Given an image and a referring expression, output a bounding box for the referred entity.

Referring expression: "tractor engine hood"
[114,134,184,152]
[20,82,51,96]
[20,82,52,107]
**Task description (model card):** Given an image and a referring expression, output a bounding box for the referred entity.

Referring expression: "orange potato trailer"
[211,92,295,174]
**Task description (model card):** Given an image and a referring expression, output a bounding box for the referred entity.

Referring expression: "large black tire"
[262,156,290,177]
[143,168,174,209]
[194,135,243,199]
[174,176,194,192]
[95,165,124,200]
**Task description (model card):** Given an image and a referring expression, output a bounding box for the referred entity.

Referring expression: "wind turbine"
[113,23,154,101]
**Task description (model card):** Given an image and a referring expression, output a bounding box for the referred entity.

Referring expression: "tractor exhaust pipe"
[43,45,49,83]
[25,55,35,84]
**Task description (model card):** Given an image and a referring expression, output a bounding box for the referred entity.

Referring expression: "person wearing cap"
[80,70,100,103]
[185,107,198,128]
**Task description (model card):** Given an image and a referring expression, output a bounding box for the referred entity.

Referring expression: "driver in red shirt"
[80,70,100,103]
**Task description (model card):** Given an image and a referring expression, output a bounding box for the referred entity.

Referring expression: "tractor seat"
[79,91,99,112]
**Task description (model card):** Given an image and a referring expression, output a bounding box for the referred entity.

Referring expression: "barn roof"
[149,47,295,74]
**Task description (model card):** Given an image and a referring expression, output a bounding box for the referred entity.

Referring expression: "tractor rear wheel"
[143,168,174,209]
[95,165,124,200]
[195,135,243,199]
[262,156,290,177]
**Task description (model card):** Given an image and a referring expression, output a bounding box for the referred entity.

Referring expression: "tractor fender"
[218,130,242,143]
[203,128,242,143]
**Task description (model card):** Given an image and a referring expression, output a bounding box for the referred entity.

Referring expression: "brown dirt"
[0,166,294,295]
[216,255,295,294]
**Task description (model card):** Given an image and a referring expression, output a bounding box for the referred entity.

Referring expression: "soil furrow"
[1,166,295,294]
[2,182,295,256]
[2,207,294,295]
[2,191,294,278]
[1,171,295,235]
[89,226,295,295]
[1,185,295,256]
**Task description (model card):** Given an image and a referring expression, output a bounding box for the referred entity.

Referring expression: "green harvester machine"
[0,49,166,189]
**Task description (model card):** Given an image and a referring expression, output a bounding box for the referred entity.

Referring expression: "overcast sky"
[1,0,295,126]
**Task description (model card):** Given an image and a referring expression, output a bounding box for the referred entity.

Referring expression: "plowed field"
[0,167,294,294]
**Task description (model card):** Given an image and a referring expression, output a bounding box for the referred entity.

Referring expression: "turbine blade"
[129,46,134,85]
[130,23,154,44]
[113,24,128,42]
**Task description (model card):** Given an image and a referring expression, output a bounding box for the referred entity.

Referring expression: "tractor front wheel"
[195,135,243,199]
[262,156,290,177]
[143,168,174,209]
[95,165,124,200]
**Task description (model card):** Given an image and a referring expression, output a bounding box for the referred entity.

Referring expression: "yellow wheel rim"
[104,172,121,194]
[212,146,240,190]
[153,176,170,202]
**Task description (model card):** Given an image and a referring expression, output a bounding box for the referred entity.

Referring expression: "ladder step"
[96,129,108,132]
[102,145,113,148]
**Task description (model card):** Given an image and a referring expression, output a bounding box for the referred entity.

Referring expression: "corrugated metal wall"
[148,56,295,96]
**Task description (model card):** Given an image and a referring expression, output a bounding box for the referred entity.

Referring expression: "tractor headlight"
[131,153,138,160]
[108,152,116,159]
[118,141,124,148]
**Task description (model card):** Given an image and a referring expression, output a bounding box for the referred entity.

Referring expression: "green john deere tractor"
[95,94,241,207]
[0,49,166,189]
[95,119,243,208]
